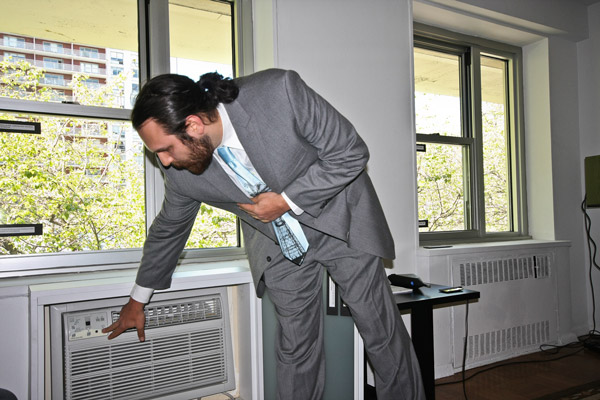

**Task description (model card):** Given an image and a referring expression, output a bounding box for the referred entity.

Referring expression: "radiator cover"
[451,251,559,369]
[50,287,235,400]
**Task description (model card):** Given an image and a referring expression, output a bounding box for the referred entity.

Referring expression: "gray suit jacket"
[136,69,395,295]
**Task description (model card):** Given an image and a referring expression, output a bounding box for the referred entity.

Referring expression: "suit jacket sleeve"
[135,165,201,290]
[279,70,370,218]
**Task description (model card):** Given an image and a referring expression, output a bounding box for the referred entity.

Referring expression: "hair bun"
[198,72,223,92]
[197,71,239,105]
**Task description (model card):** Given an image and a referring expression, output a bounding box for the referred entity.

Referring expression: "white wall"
[253,0,600,334]
[270,0,419,272]
[419,0,591,41]
[523,39,554,240]
[0,287,29,400]
[546,34,589,333]
[578,2,600,333]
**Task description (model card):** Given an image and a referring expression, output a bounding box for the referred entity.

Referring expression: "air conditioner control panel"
[65,311,109,341]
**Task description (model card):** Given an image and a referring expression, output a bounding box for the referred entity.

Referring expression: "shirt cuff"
[281,192,304,215]
[130,284,154,304]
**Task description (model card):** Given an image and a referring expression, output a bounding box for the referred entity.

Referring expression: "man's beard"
[172,135,214,175]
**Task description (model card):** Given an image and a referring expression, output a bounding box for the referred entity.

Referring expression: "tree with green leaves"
[0,59,236,255]
[416,91,509,233]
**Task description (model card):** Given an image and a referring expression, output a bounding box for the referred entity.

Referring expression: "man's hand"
[102,297,146,342]
[238,192,290,222]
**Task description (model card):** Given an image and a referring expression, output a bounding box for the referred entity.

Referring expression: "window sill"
[417,238,571,257]
[0,257,252,298]
[0,247,246,279]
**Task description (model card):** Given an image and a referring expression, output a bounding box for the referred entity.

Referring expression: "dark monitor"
[585,155,600,207]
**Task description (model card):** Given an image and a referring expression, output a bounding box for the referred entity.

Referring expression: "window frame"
[81,62,100,74]
[43,41,64,54]
[0,0,253,277]
[42,56,64,70]
[414,23,528,245]
[3,52,26,63]
[79,47,99,59]
[4,35,26,49]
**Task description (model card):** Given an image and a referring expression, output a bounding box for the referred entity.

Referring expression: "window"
[42,73,65,86]
[3,35,25,49]
[3,52,26,63]
[80,47,99,59]
[81,63,100,74]
[43,41,64,54]
[43,57,63,70]
[130,83,139,105]
[83,77,100,88]
[81,62,100,74]
[168,0,234,79]
[110,51,124,65]
[0,0,247,275]
[414,26,527,243]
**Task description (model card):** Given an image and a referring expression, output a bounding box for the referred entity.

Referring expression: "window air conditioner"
[49,287,235,400]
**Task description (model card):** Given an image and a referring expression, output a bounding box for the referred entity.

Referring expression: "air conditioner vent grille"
[465,320,551,362]
[111,297,222,330]
[65,328,227,400]
[458,254,551,287]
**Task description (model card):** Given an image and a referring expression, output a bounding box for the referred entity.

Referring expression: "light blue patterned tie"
[217,146,309,265]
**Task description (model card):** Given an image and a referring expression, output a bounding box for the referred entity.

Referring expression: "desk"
[394,284,480,400]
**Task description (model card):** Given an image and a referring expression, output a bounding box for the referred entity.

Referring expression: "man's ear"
[185,115,205,139]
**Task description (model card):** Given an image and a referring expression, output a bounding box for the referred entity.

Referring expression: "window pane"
[0,113,145,255]
[169,0,234,80]
[481,56,511,232]
[414,48,462,137]
[417,143,469,232]
[169,0,237,249]
[0,0,139,108]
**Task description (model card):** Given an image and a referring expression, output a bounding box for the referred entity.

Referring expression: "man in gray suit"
[103,69,424,400]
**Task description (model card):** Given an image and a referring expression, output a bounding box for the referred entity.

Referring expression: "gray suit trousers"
[262,228,425,400]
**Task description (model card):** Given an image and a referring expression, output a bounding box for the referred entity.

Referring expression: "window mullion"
[508,55,527,236]
[147,0,171,77]
[469,46,486,237]
[0,98,131,120]
[143,0,172,233]
[416,133,473,146]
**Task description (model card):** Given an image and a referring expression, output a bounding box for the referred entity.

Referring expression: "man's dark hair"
[131,72,239,140]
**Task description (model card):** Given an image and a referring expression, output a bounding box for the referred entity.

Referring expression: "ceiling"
[414,47,507,104]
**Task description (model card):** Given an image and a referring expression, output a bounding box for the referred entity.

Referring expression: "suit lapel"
[198,156,250,203]
[225,101,283,193]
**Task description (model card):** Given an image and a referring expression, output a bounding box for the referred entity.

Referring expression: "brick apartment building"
[0,32,138,108]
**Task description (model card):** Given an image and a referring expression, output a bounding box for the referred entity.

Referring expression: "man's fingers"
[102,321,118,334]
[238,204,269,222]
[136,326,146,342]
[107,326,126,340]
[238,203,257,218]
[103,319,145,341]
[102,298,146,341]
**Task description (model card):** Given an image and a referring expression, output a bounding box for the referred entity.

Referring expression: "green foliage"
[416,91,510,233]
[185,204,237,248]
[417,142,466,232]
[482,102,510,232]
[0,58,55,101]
[0,60,237,255]
[0,115,146,254]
